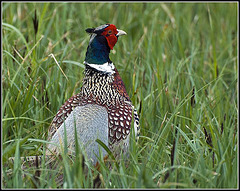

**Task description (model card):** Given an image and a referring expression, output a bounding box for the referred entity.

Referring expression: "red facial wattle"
[101,24,118,50]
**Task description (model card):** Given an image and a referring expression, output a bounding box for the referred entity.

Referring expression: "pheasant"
[6,24,140,177]
[46,24,140,165]
[5,24,140,187]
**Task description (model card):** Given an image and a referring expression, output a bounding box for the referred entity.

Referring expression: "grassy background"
[2,2,238,188]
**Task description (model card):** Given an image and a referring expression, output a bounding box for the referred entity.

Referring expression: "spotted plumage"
[47,24,140,164]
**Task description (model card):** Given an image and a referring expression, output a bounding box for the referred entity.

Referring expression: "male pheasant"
[46,24,140,165]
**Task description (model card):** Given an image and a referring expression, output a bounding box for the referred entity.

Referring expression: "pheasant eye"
[108,30,113,34]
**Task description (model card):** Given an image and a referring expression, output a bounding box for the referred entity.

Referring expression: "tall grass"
[2,2,238,188]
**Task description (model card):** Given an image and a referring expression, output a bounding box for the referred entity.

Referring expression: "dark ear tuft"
[85,28,95,34]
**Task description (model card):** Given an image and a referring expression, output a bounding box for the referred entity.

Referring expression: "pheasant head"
[84,24,127,68]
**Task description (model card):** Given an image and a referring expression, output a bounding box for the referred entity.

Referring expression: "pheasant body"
[47,24,140,164]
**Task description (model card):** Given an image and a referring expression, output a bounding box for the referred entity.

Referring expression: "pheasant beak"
[116,29,127,37]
